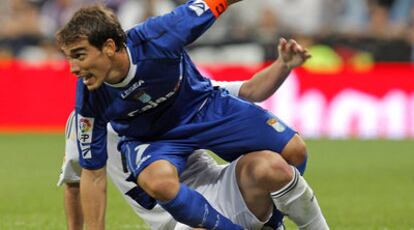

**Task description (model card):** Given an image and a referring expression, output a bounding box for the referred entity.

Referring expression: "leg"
[136,160,244,230]
[270,166,329,230]
[236,151,292,222]
[265,134,309,229]
[270,135,328,230]
[236,150,329,230]
[177,152,274,230]
[137,160,180,202]
[281,134,308,172]
[272,138,329,230]
[167,93,324,228]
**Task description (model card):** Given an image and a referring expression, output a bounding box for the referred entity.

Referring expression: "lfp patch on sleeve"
[77,115,94,159]
[267,118,286,133]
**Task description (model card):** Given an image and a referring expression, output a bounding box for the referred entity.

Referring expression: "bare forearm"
[239,38,310,102]
[239,59,290,102]
[64,183,84,230]
[81,168,107,230]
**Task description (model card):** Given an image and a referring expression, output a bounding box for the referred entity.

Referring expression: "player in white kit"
[58,37,326,229]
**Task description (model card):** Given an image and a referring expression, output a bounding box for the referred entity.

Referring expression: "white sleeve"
[211,80,244,97]
[57,111,82,186]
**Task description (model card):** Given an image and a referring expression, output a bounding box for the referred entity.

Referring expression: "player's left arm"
[238,38,311,102]
[135,0,242,50]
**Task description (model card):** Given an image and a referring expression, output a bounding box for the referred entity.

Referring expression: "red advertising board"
[1,60,413,138]
[203,63,414,138]
[0,61,76,132]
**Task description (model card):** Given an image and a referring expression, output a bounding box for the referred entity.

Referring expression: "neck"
[106,47,130,85]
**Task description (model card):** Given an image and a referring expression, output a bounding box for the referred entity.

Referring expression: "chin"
[85,81,104,91]
[86,84,99,91]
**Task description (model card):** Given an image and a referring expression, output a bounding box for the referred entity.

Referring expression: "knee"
[138,161,180,202]
[243,151,293,190]
[281,134,308,167]
[144,177,179,201]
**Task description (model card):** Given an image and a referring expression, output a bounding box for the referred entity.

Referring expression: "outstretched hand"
[277,37,311,70]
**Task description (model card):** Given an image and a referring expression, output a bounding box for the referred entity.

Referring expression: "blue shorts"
[120,89,296,178]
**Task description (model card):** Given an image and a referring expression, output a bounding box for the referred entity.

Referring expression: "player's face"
[62,39,112,90]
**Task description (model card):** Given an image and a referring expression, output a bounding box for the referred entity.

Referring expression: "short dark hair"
[56,4,126,51]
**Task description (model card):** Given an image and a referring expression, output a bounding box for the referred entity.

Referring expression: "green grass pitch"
[0,133,413,229]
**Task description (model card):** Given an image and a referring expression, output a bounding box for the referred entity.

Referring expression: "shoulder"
[75,81,108,116]
[126,34,181,62]
[126,17,165,46]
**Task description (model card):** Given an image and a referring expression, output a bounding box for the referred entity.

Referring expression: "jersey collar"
[105,47,137,88]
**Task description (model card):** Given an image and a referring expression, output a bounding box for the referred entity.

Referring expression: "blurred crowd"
[0,0,413,63]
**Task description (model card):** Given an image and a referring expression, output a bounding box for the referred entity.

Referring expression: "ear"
[102,39,116,57]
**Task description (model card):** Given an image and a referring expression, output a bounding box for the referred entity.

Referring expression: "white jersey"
[58,81,267,229]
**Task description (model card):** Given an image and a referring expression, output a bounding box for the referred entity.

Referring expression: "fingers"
[287,39,304,53]
[279,37,288,45]
[278,37,312,66]
[286,39,297,52]
[278,37,288,54]
[303,49,312,60]
[278,37,306,55]
[279,37,306,53]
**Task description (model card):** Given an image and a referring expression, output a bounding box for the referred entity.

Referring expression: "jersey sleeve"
[129,0,228,50]
[76,112,108,170]
[211,80,243,97]
[75,83,108,170]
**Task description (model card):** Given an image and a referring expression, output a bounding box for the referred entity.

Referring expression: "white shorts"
[177,153,269,230]
[58,110,267,229]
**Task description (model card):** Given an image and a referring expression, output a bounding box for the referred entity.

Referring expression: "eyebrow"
[70,47,86,54]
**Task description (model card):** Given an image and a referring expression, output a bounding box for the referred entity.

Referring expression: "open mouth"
[82,73,94,85]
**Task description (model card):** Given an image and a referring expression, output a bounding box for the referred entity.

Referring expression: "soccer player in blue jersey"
[59,38,315,230]
[56,1,329,229]
[59,79,297,230]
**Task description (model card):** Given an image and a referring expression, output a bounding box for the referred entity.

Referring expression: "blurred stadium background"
[0,0,413,229]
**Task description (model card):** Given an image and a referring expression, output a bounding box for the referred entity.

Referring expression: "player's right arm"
[80,167,107,230]
[76,109,108,230]
[238,38,311,102]
[75,83,110,230]
[76,108,108,230]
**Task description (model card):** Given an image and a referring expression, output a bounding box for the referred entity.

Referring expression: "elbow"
[242,90,267,103]
[240,80,275,102]
[250,93,267,103]
[239,83,265,103]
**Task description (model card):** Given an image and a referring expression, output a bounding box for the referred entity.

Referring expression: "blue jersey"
[75,0,297,185]
[76,0,227,169]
